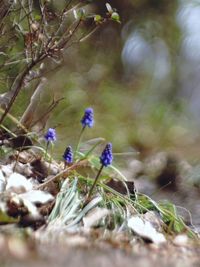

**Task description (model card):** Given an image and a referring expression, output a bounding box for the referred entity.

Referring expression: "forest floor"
[0,145,200,267]
[1,225,200,267]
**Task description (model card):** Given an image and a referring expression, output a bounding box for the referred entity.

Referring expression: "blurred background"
[3,0,200,163]
[1,0,200,229]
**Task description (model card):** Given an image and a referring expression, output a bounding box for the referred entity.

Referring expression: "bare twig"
[30,97,64,129]
[19,1,34,62]
[35,160,88,190]
[0,62,34,125]
[20,77,47,129]
[0,48,49,125]
[0,0,106,126]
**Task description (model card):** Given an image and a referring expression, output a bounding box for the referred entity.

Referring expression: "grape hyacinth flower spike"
[75,107,94,159]
[87,143,113,200]
[81,107,94,128]
[44,128,57,142]
[100,143,113,167]
[63,146,73,167]
[44,128,56,160]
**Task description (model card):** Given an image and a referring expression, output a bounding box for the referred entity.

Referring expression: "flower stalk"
[75,107,94,160]
[44,128,56,160]
[86,143,113,201]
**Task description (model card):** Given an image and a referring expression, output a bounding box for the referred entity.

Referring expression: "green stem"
[87,164,104,200]
[44,141,49,160]
[75,126,85,160]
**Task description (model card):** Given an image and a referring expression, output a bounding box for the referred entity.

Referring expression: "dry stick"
[28,0,34,21]
[35,159,88,190]
[0,62,34,125]
[38,0,50,55]
[20,1,34,63]
[0,107,29,133]
[54,2,82,39]
[23,63,62,84]
[0,1,12,29]
[0,53,47,125]
[30,97,64,129]
[64,26,99,51]
[62,0,74,16]
[20,78,47,129]
[54,19,82,51]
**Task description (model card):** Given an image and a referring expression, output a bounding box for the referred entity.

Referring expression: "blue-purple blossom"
[81,107,94,128]
[44,128,56,142]
[100,143,113,167]
[63,146,73,164]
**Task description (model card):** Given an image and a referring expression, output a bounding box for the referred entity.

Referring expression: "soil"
[1,240,200,267]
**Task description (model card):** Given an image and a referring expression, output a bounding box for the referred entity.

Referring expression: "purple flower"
[100,143,113,167]
[81,107,94,128]
[63,146,73,164]
[44,128,56,142]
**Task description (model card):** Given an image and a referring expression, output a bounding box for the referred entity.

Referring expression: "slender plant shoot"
[75,107,94,159]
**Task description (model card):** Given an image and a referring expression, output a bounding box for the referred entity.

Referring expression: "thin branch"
[19,0,34,62]
[4,58,32,66]
[0,1,13,30]
[24,62,63,84]
[55,19,82,50]
[0,62,34,125]
[47,2,82,49]
[30,97,65,129]
[0,1,100,126]
[28,0,34,21]
[35,160,88,190]
[0,51,49,123]
[61,0,74,17]
[65,26,99,50]
[79,26,99,42]
[20,78,47,129]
